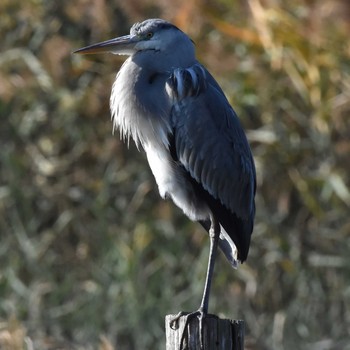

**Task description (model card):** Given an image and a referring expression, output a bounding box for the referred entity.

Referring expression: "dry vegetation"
[1,0,349,349]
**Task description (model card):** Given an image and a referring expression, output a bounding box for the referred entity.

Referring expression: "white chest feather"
[110,58,172,149]
[144,143,210,222]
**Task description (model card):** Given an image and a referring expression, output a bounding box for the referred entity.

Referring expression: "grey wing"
[168,65,256,261]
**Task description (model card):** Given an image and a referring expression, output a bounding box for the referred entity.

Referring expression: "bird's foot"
[170,309,210,349]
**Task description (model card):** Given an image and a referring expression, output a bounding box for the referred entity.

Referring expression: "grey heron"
[74,18,256,343]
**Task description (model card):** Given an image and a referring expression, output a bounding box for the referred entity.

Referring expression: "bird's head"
[74,19,195,64]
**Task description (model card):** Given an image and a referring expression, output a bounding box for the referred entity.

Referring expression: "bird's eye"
[146,32,153,39]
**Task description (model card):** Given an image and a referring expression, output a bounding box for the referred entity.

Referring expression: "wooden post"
[165,313,244,349]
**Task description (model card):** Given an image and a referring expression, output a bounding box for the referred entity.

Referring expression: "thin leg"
[199,214,220,314]
[170,215,220,349]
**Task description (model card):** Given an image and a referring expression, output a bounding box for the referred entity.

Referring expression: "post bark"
[165,313,244,349]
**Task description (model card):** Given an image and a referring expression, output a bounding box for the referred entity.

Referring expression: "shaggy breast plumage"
[110,58,172,149]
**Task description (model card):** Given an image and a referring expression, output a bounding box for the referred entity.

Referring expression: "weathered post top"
[165,314,245,350]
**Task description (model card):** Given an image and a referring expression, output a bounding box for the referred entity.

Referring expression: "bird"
[74,18,256,345]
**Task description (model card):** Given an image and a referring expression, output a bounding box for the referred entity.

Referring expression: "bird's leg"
[170,215,220,349]
[199,214,220,314]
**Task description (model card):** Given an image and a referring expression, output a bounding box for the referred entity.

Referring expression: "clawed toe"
[170,309,208,349]
[169,311,189,330]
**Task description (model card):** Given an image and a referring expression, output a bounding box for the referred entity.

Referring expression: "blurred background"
[1,0,350,349]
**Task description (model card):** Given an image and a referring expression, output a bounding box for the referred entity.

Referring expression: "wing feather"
[171,90,255,219]
[168,64,256,261]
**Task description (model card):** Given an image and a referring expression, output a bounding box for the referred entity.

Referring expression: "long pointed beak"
[73,34,138,55]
